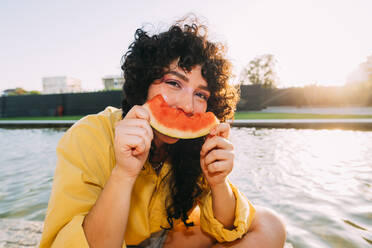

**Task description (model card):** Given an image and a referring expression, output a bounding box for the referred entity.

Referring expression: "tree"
[239,54,279,88]
[345,55,372,105]
[8,87,28,95]
[29,90,41,95]
[347,55,372,88]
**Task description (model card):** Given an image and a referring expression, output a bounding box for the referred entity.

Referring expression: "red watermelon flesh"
[143,94,220,139]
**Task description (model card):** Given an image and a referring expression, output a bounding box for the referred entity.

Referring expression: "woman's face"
[147,60,211,145]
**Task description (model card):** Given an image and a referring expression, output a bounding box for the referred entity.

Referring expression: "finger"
[119,126,152,152]
[116,118,154,140]
[206,160,231,173]
[200,136,233,156]
[203,170,225,180]
[203,149,234,167]
[124,105,150,121]
[118,134,147,156]
[210,122,230,139]
[200,155,211,176]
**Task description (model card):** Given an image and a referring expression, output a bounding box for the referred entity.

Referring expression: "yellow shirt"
[40,107,255,247]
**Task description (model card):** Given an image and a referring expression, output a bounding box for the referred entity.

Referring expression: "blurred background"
[1,1,372,247]
[1,0,371,93]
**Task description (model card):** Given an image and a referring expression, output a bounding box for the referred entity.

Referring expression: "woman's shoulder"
[78,106,122,128]
[60,107,123,146]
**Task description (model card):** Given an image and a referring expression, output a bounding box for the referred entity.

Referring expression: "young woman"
[40,18,286,248]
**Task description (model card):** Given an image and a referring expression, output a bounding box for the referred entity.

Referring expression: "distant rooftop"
[102,75,123,79]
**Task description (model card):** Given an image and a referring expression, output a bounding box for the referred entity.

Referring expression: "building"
[1,88,28,96]
[102,75,124,90]
[2,88,17,96]
[42,76,82,94]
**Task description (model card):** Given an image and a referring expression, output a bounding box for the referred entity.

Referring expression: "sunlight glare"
[298,130,363,193]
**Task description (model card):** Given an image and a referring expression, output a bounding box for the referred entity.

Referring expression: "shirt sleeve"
[39,114,117,247]
[198,180,255,243]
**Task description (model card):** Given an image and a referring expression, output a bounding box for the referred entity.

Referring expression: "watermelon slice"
[143,95,220,139]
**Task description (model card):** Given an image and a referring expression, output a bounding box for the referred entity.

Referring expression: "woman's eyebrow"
[166,70,210,91]
[166,71,189,82]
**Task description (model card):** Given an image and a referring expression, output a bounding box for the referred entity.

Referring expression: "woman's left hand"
[200,123,234,188]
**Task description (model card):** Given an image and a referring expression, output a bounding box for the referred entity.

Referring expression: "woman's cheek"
[194,99,208,113]
[161,92,180,107]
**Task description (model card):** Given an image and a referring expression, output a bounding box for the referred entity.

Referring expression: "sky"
[1,0,371,92]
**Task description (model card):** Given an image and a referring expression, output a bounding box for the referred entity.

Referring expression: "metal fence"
[0,91,123,117]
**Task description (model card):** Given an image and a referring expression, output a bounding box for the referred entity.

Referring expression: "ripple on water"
[230,127,372,247]
[0,128,64,221]
[1,127,372,247]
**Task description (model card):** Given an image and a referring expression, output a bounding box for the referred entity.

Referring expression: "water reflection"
[0,129,65,220]
[0,127,371,247]
[230,128,372,247]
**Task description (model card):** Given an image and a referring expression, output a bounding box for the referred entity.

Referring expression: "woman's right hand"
[114,105,153,180]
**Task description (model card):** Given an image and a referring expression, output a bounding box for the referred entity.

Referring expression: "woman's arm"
[200,123,236,228]
[83,106,153,247]
[210,179,236,229]
[82,167,135,247]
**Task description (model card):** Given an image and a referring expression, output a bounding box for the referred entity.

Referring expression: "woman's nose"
[177,92,193,115]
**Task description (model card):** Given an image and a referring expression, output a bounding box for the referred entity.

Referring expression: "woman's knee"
[251,206,287,247]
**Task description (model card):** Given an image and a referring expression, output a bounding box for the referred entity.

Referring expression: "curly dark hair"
[120,17,239,229]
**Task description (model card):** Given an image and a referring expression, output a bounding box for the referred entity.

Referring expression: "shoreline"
[0,219,42,248]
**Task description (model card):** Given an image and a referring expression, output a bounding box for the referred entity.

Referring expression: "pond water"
[260,106,372,115]
[0,127,371,247]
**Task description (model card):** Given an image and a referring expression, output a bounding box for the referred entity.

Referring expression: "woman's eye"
[165,80,181,88]
[196,92,208,101]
